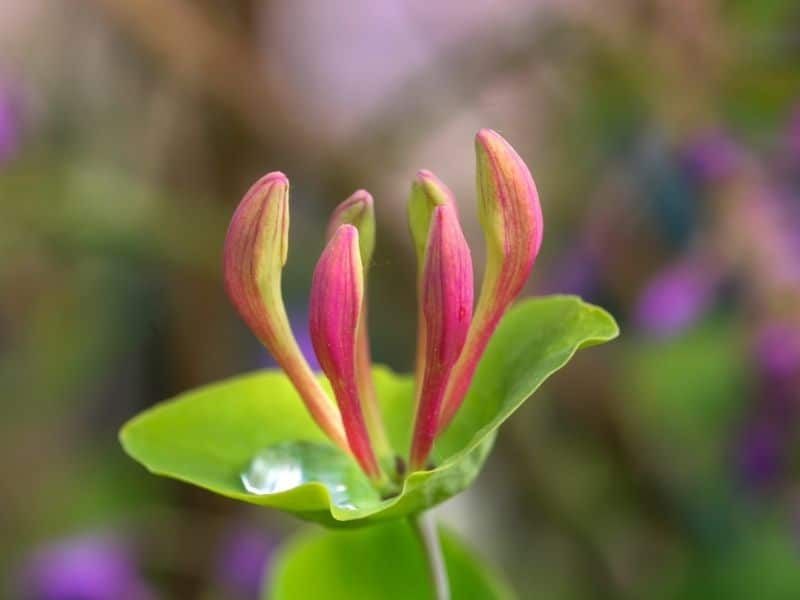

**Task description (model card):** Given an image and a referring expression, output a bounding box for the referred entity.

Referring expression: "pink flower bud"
[408,170,456,269]
[325,189,375,268]
[223,172,348,451]
[438,129,543,432]
[309,225,383,481]
[410,204,474,470]
[325,191,392,462]
[408,170,457,396]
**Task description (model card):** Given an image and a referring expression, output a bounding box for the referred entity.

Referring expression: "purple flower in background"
[17,535,153,600]
[215,528,277,599]
[792,498,800,551]
[751,322,800,420]
[736,419,783,489]
[0,82,21,164]
[681,130,743,183]
[754,322,800,382]
[788,105,800,161]
[291,312,320,371]
[259,311,320,372]
[634,258,718,337]
[540,244,600,299]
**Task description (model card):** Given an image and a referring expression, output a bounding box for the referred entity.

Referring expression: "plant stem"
[410,512,450,600]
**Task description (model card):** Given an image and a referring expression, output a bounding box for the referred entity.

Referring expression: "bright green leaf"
[120,295,618,527]
[266,520,514,600]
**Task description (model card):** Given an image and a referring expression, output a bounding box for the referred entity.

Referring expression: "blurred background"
[2,0,800,598]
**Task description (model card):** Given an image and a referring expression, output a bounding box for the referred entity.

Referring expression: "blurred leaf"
[629,320,746,432]
[722,0,800,132]
[0,160,224,271]
[267,520,514,600]
[726,0,798,30]
[120,296,618,527]
[659,518,800,600]
[625,318,749,481]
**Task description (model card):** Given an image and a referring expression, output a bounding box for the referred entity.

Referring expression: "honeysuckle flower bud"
[325,192,392,462]
[410,204,473,470]
[119,126,624,537]
[325,189,375,267]
[224,172,348,451]
[438,129,543,432]
[310,225,384,482]
[408,170,456,268]
[224,131,542,484]
[408,171,456,393]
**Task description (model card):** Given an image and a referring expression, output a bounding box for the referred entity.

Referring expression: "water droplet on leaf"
[241,441,381,511]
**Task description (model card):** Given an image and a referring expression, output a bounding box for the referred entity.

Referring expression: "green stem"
[410,512,450,600]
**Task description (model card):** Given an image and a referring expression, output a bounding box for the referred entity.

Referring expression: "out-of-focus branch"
[88,0,325,162]
[87,0,723,186]
[88,0,565,184]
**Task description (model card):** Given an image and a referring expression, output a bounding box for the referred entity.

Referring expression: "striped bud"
[224,172,348,450]
[325,189,376,268]
[309,225,383,481]
[325,191,391,463]
[409,204,474,470]
[409,170,456,268]
[408,170,457,396]
[438,129,543,432]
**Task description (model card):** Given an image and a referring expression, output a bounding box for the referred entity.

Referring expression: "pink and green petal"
[439,130,543,432]
[325,191,393,464]
[410,204,474,470]
[223,172,348,450]
[408,170,457,398]
[310,225,385,483]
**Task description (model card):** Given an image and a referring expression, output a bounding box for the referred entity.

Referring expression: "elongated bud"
[409,204,474,470]
[408,171,456,397]
[310,225,383,481]
[325,189,376,268]
[223,172,348,451]
[438,129,543,432]
[475,129,543,261]
[409,170,455,269]
[325,191,392,463]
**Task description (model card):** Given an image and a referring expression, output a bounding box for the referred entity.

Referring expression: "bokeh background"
[2,1,800,598]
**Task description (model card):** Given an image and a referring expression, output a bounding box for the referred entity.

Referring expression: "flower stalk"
[410,512,450,600]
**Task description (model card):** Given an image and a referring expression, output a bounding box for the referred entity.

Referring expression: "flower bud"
[325,189,376,268]
[410,204,474,470]
[310,225,383,480]
[408,170,456,269]
[224,172,348,451]
[325,191,392,462]
[475,129,543,265]
[438,130,543,431]
[408,170,457,393]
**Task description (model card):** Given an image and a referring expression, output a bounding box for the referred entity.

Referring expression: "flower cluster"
[224,129,542,489]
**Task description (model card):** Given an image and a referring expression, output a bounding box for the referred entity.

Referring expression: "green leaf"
[120,295,618,527]
[625,318,749,480]
[266,520,514,600]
